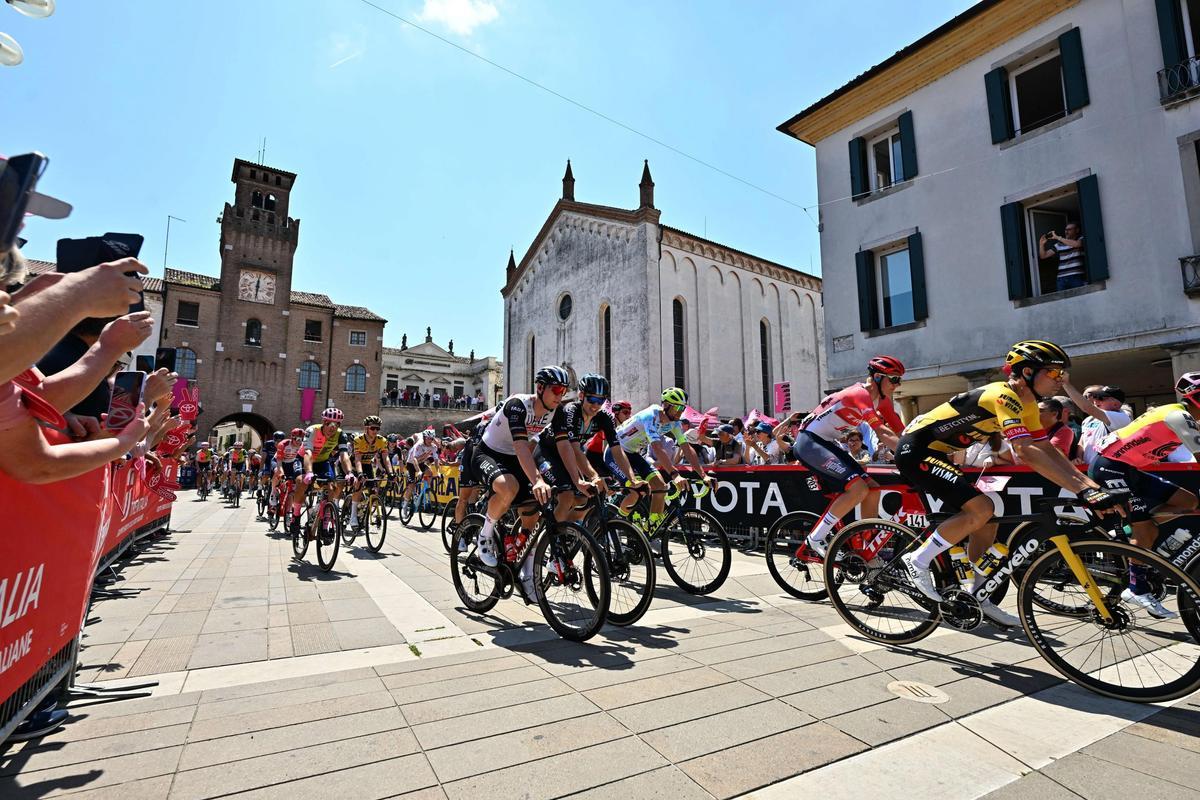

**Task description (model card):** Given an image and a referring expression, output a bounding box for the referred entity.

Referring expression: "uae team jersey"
[615,406,687,454]
[802,383,903,441]
[903,382,1045,454]
[1098,403,1200,468]
[480,394,554,455]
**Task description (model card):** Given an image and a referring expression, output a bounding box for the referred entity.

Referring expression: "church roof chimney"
[562,160,575,202]
[638,160,655,209]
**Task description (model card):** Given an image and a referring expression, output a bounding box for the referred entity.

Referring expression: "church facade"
[502,162,824,415]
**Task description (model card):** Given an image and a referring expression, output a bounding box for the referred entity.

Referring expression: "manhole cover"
[887,680,949,704]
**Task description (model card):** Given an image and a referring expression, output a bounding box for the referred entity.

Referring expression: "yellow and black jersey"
[903,381,1046,454]
[352,433,389,460]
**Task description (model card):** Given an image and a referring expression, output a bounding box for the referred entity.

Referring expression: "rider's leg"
[647,472,668,516]
[553,489,575,523]
[810,477,869,546]
[911,495,994,569]
[454,487,479,524]
[478,474,518,566]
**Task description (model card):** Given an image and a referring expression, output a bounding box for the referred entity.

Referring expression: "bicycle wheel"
[316,502,341,572]
[660,509,731,595]
[1005,519,1110,614]
[1020,538,1200,703]
[291,510,308,559]
[450,515,500,612]
[824,519,946,644]
[256,487,268,518]
[233,483,241,508]
[534,522,609,641]
[765,511,829,601]
[399,495,415,526]
[440,501,458,554]
[418,494,437,531]
[365,495,388,553]
[588,518,655,626]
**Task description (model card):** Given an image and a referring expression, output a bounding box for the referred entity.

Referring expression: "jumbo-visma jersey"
[903,382,1045,454]
[1098,403,1200,468]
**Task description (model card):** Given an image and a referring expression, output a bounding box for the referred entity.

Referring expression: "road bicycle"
[441,492,487,554]
[614,479,730,595]
[400,470,438,530]
[196,469,211,501]
[578,485,656,626]
[266,477,294,532]
[822,495,1200,702]
[340,476,389,553]
[292,478,342,572]
[255,477,270,519]
[450,495,610,641]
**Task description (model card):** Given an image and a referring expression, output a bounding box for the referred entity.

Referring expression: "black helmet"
[534,365,570,387]
[272,430,286,440]
[578,373,609,397]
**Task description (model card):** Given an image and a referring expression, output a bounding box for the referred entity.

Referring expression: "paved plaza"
[2,496,1199,799]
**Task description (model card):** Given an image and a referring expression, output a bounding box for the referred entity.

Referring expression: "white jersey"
[407,441,439,466]
[481,394,553,456]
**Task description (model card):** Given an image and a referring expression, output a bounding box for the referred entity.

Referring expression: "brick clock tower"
[159,158,386,445]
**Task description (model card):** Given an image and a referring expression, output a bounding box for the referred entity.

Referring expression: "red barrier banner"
[100,459,176,565]
[0,434,108,706]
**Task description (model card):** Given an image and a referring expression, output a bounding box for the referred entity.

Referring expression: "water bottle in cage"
[948,546,974,587]
[972,542,1009,580]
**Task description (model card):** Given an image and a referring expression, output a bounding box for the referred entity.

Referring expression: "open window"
[986,28,1089,143]
[245,318,262,347]
[304,320,322,343]
[849,111,918,199]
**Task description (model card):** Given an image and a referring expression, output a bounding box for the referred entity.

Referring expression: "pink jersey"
[1098,403,1200,468]
[802,383,903,441]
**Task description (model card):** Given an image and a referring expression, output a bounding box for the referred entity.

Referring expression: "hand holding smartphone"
[104,370,146,432]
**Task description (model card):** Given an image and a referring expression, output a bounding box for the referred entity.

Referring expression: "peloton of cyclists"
[289,408,354,539]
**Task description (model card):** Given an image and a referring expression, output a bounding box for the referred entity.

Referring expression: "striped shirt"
[1052,237,1085,280]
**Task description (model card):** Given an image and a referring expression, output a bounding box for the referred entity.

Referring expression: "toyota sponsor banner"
[692,463,1200,529]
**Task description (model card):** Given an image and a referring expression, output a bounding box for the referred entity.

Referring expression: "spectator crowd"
[381,386,488,410]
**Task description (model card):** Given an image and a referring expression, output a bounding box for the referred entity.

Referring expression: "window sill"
[1013,280,1105,308]
[854,179,914,206]
[298,386,322,391]
[176,322,200,328]
[343,390,367,395]
[999,109,1083,150]
[244,343,262,348]
[304,339,323,345]
[863,319,926,338]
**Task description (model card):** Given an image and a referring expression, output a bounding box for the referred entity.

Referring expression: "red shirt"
[1047,422,1074,459]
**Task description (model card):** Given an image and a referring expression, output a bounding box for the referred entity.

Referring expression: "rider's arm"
[513,438,545,484]
[650,440,677,475]
[679,442,711,481]
[555,437,588,486]
[1011,438,1096,494]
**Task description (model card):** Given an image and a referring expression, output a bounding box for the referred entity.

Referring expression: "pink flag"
[300,387,317,423]
[745,409,780,427]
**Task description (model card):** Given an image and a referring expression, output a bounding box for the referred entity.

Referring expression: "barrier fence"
[0,455,175,743]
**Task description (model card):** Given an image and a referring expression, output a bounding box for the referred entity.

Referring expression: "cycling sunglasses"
[545,384,568,396]
[1041,368,1066,380]
[886,376,902,385]
[583,394,607,405]
[366,426,380,431]
[665,402,686,411]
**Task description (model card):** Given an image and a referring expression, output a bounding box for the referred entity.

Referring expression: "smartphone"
[56,232,146,313]
[104,371,145,432]
[154,347,177,373]
[0,153,48,254]
[135,355,155,373]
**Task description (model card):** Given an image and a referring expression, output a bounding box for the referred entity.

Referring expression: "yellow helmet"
[1005,340,1070,372]
[661,387,688,406]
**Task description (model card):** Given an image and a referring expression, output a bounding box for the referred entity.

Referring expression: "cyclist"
[536,373,642,524]
[350,415,393,530]
[583,401,637,514]
[260,432,283,497]
[1089,372,1200,617]
[229,441,248,497]
[247,448,264,494]
[195,441,214,494]
[273,427,305,505]
[798,355,906,557]
[473,366,569,569]
[896,340,1121,627]
[451,402,500,538]
[403,429,440,515]
[290,408,354,538]
[606,387,716,530]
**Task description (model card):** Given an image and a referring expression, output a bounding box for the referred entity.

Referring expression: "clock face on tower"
[238,270,277,304]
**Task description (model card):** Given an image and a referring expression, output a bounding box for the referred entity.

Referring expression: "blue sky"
[6,0,972,357]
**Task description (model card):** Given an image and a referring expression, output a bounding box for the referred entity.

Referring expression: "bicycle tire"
[399,496,415,526]
[365,495,388,553]
[440,501,458,554]
[256,489,268,519]
[450,515,500,612]
[418,496,437,531]
[1004,518,1109,614]
[588,518,655,626]
[1019,538,1200,703]
[316,502,341,572]
[823,519,946,644]
[291,514,308,559]
[660,509,731,595]
[340,495,358,546]
[764,511,828,601]
[267,499,280,531]
[534,522,609,641]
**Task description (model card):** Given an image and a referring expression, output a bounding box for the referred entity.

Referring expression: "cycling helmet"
[321,407,344,422]
[1177,372,1200,405]
[199,441,210,448]
[867,355,905,377]
[534,365,570,387]
[578,373,609,397]
[233,441,244,448]
[290,427,304,437]
[422,428,436,440]
[363,415,382,428]
[661,387,688,406]
[272,430,286,440]
[612,401,632,413]
[387,433,398,441]
[1005,340,1070,372]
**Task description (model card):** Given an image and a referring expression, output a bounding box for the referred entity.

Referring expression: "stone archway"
[209,412,275,451]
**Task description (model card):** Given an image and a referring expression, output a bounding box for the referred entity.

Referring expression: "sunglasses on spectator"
[583,394,607,405]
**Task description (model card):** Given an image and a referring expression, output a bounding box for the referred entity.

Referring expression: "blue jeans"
[1056,274,1087,292]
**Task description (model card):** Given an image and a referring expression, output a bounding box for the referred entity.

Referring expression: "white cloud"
[417,0,499,36]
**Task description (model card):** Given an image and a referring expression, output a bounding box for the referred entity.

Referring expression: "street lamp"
[2,0,55,67]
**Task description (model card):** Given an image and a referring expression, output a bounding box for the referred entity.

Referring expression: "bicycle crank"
[940,588,983,631]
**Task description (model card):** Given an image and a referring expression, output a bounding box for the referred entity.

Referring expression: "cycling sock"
[350,500,359,517]
[1128,564,1150,595]
[480,516,497,542]
[809,512,840,543]
[911,530,954,570]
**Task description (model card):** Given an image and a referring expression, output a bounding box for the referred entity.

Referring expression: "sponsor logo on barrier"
[0,563,43,677]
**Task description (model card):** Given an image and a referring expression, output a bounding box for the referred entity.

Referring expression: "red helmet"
[868,355,905,377]
[612,401,632,413]
[1177,372,1200,406]
[291,427,304,437]
[321,407,343,422]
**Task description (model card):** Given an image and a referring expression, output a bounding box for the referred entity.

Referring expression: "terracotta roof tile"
[335,304,386,322]
[165,268,220,290]
[289,290,334,307]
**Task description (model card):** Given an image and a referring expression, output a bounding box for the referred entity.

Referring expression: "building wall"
[381,346,503,406]
[813,0,1200,399]
[129,291,164,365]
[330,317,386,424]
[504,212,655,402]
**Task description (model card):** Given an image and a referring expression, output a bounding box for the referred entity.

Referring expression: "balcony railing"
[1159,57,1200,105]
[1182,255,1200,296]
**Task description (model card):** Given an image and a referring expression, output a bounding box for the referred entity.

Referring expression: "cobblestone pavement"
[2,494,1199,799]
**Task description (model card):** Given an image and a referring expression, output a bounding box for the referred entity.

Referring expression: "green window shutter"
[906,232,928,320]
[1000,202,1030,300]
[855,250,879,331]
[1058,28,1090,112]
[1156,0,1187,68]
[984,67,1014,144]
[1076,174,1109,282]
[849,137,869,199]
[898,111,918,180]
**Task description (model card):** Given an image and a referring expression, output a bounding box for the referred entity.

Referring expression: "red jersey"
[802,383,903,441]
